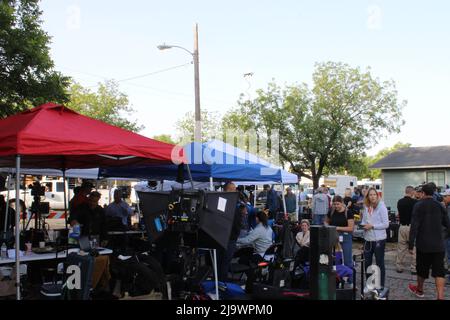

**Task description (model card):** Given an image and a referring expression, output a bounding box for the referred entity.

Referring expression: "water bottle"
[68,224,81,244]
[1,242,7,259]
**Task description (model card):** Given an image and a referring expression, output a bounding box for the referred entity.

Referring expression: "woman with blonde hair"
[294,219,310,266]
[361,187,389,289]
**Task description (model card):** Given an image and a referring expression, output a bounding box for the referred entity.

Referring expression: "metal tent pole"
[4,174,11,234]
[15,155,21,300]
[185,164,195,189]
[62,169,68,228]
[281,183,287,220]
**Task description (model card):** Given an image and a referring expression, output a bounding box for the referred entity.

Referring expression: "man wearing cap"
[414,185,424,200]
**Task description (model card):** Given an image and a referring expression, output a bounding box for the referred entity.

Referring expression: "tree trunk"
[312,172,320,190]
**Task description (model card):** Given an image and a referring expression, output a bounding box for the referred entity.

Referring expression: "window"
[56,182,65,193]
[426,171,446,189]
[350,182,354,187]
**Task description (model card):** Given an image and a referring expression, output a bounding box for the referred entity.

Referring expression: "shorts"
[416,251,446,279]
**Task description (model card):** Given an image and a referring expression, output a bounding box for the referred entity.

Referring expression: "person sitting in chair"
[294,219,310,266]
[236,210,273,257]
[105,190,135,228]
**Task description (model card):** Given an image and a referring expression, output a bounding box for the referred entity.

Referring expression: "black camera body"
[167,189,204,233]
[29,181,45,197]
[138,189,239,249]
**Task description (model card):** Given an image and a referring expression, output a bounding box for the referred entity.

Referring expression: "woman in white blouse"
[295,219,310,265]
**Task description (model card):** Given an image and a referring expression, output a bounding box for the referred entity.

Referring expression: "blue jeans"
[364,240,386,288]
[340,233,353,269]
[313,214,326,225]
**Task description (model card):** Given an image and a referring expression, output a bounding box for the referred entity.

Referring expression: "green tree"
[223,62,406,189]
[152,134,175,144]
[0,0,70,118]
[67,80,143,132]
[175,110,222,143]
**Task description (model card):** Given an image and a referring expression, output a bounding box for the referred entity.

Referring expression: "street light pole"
[193,23,201,142]
[158,23,201,142]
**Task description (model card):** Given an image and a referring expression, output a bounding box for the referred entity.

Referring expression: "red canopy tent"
[0,103,184,299]
[0,103,183,168]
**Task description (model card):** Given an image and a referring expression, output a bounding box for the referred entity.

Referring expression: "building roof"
[370,146,450,170]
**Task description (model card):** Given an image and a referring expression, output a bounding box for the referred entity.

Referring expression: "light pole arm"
[159,44,194,57]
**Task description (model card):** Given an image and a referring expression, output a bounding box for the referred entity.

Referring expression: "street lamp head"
[157,43,172,50]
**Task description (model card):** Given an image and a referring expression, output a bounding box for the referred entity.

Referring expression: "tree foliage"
[66,80,143,132]
[349,142,411,180]
[0,0,70,118]
[223,62,406,188]
[152,134,175,144]
[175,110,222,143]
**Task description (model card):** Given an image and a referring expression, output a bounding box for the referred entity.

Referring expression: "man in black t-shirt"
[408,183,450,300]
[395,186,417,274]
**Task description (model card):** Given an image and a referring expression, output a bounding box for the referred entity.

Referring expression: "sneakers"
[408,284,424,298]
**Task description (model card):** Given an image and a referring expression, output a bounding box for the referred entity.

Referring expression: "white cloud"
[367,5,382,31]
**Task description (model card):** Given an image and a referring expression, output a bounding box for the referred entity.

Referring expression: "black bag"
[270,268,292,288]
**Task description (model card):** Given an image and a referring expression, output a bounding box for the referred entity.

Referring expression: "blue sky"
[40,1,450,155]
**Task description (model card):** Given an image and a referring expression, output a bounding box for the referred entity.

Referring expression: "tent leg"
[22,175,26,231]
[209,177,214,191]
[4,174,11,234]
[63,170,68,229]
[15,155,21,300]
[185,164,194,189]
[213,249,219,300]
[281,183,287,220]
[254,185,257,207]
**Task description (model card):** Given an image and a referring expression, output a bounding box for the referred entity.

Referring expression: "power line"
[59,63,236,106]
[59,61,192,88]
[117,62,192,82]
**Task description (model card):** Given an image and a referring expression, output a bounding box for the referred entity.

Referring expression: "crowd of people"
[300,182,450,299]
[1,177,448,300]
[67,181,137,297]
[225,181,450,299]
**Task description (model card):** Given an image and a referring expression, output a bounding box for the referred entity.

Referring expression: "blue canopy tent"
[100,140,299,215]
[99,140,298,184]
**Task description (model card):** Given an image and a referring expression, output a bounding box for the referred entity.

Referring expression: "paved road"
[353,241,450,300]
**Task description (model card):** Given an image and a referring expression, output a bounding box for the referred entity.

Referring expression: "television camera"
[138,189,239,250]
[27,181,50,230]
